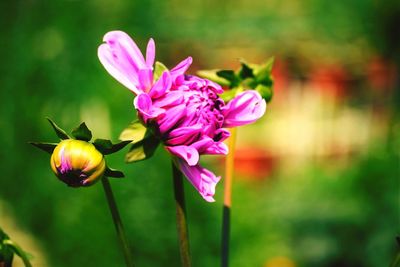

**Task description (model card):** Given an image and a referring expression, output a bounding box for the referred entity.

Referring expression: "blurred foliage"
[0,0,399,267]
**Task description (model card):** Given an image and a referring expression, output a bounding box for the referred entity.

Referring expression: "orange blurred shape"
[309,64,349,99]
[367,56,397,91]
[234,147,276,181]
[264,256,296,267]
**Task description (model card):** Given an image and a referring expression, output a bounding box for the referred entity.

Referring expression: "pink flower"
[98,31,266,202]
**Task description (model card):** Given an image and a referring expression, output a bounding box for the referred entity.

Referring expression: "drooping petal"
[134,93,164,123]
[146,38,156,67]
[149,71,171,99]
[175,158,221,202]
[170,57,193,80]
[223,90,266,127]
[166,145,199,166]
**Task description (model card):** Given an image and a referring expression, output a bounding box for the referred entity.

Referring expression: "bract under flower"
[98,31,266,202]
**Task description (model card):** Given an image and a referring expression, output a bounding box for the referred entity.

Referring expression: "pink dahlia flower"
[98,31,266,202]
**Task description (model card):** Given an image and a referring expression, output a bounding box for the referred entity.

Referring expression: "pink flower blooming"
[98,31,266,202]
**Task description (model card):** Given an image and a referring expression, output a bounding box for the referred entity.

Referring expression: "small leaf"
[93,139,132,155]
[154,61,169,81]
[119,120,147,143]
[255,84,273,102]
[47,118,70,140]
[238,61,254,79]
[104,167,125,178]
[29,142,57,154]
[71,122,92,141]
[197,70,231,86]
[125,133,160,163]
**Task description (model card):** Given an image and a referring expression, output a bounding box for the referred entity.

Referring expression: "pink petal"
[223,91,266,127]
[170,57,193,80]
[138,69,153,92]
[103,31,146,69]
[134,93,164,123]
[192,137,228,155]
[166,145,199,166]
[153,91,184,108]
[146,38,155,67]
[175,159,221,202]
[98,44,141,94]
[165,125,202,146]
[149,71,171,99]
[158,104,187,134]
[98,31,156,95]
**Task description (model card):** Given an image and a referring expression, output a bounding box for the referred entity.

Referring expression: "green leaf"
[29,142,57,154]
[71,122,92,141]
[216,70,240,87]
[119,120,147,143]
[46,118,70,140]
[125,133,160,163]
[197,70,231,86]
[254,57,274,85]
[255,84,273,102]
[104,167,124,178]
[154,61,168,81]
[238,61,254,79]
[93,139,132,155]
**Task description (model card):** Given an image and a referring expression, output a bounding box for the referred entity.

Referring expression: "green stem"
[390,251,400,267]
[171,161,192,267]
[101,177,135,267]
[221,127,237,267]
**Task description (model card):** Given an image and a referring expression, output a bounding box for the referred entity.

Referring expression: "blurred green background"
[1,0,399,266]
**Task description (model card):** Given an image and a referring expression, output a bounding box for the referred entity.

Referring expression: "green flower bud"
[50,139,106,187]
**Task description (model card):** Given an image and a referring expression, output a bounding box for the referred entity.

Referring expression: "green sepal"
[238,61,254,79]
[46,118,70,140]
[104,167,124,178]
[71,122,92,141]
[93,139,132,155]
[119,120,147,143]
[125,132,160,163]
[197,70,230,86]
[255,84,273,103]
[3,240,33,267]
[0,228,13,265]
[254,57,274,86]
[1,227,32,267]
[154,61,169,81]
[216,70,240,88]
[29,142,58,154]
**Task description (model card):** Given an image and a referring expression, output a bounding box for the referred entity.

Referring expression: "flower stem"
[221,127,237,267]
[171,161,192,267]
[101,177,135,267]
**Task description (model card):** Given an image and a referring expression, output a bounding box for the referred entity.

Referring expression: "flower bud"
[50,139,106,187]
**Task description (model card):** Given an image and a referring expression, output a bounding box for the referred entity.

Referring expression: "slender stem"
[390,251,400,267]
[221,127,237,267]
[101,177,135,267]
[171,161,192,267]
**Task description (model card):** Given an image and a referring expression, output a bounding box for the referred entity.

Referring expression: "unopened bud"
[50,139,106,187]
